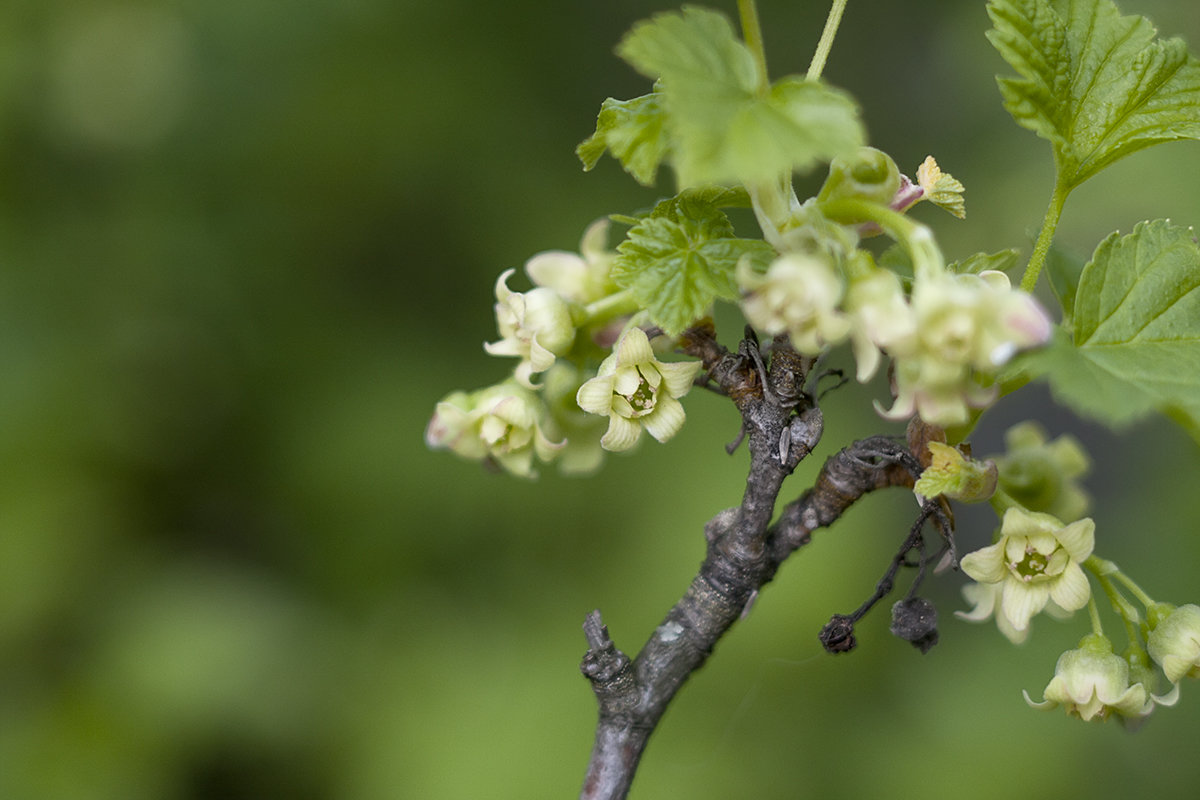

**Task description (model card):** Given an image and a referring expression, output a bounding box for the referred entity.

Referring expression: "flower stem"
[819,197,945,279]
[1020,180,1069,293]
[1085,556,1143,629]
[737,0,769,93]
[807,0,849,81]
[1087,595,1105,638]
[1112,569,1157,609]
[579,289,639,326]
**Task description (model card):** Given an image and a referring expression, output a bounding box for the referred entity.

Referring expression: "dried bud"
[819,614,857,654]
[890,597,939,654]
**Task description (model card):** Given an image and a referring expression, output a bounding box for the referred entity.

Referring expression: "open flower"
[881,270,1051,425]
[425,380,563,478]
[1147,603,1200,683]
[575,327,701,452]
[484,270,577,387]
[959,507,1094,634]
[737,253,851,355]
[1024,634,1155,723]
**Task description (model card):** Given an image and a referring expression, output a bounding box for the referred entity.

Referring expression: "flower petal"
[600,415,642,452]
[1001,579,1049,631]
[1056,518,1096,561]
[641,395,686,442]
[1048,562,1091,612]
[657,360,702,398]
[576,376,616,415]
[960,542,1007,584]
[615,327,654,366]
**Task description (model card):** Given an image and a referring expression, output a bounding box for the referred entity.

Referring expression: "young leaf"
[577,91,670,187]
[987,0,1200,190]
[612,201,774,335]
[1014,220,1200,438]
[617,7,863,187]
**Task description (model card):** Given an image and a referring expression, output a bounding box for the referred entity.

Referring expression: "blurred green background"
[2,1,1199,798]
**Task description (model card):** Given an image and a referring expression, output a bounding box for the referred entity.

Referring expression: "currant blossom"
[959,507,1094,634]
[843,266,915,382]
[1024,634,1155,723]
[484,270,576,387]
[956,580,1072,645]
[737,253,851,354]
[425,380,563,479]
[881,270,1051,426]
[523,219,618,305]
[1147,603,1200,683]
[575,327,701,452]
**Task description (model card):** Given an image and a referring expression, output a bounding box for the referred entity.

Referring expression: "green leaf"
[612,199,775,335]
[948,249,1021,275]
[987,0,1200,189]
[577,91,670,187]
[616,7,864,187]
[1014,220,1200,438]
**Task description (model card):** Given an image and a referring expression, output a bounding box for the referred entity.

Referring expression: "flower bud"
[818,147,902,207]
[1147,603,1200,683]
[1024,634,1153,723]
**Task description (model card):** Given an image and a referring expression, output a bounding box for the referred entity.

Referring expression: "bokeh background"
[2,1,1199,798]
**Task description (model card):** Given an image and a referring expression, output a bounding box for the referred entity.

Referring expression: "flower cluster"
[427,219,704,477]
[736,154,1051,428]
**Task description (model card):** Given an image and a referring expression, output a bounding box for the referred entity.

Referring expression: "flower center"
[1010,544,1056,582]
[622,370,657,416]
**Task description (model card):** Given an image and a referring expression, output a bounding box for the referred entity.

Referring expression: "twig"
[578,327,925,799]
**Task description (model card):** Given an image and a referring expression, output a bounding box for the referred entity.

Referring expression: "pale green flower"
[880,270,1051,425]
[1024,634,1154,723]
[737,253,851,355]
[959,507,1094,634]
[425,380,563,478]
[996,421,1091,522]
[843,266,915,382]
[1148,603,1200,684]
[484,269,576,387]
[575,327,701,452]
[523,218,618,305]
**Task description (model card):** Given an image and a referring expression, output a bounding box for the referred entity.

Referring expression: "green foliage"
[576,90,670,187]
[1016,220,1200,438]
[614,7,864,187]
[987,0,1200,190]
[611,196,774,335]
